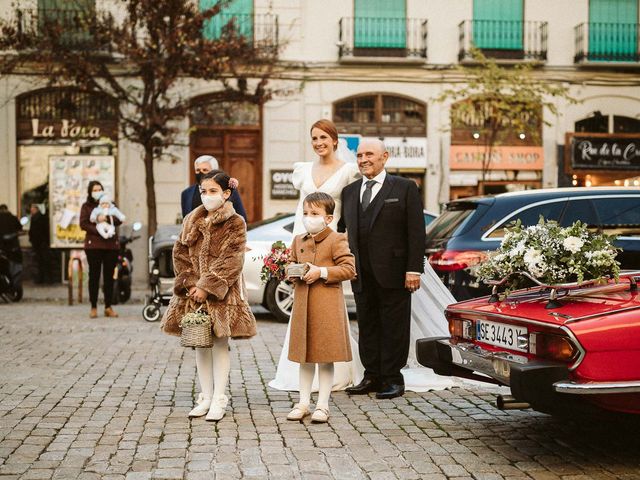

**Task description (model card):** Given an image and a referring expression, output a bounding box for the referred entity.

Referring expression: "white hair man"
[180,155,247,221]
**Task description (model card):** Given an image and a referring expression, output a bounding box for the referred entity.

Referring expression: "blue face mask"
[91,191,104,201]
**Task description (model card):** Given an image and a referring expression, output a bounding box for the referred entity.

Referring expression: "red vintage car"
[416,272,640,415]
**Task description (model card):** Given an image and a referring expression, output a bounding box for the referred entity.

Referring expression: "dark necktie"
[361,180,376,211]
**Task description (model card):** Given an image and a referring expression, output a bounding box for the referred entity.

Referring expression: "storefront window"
[614,115,640,133]
[16,88,118,216]
[575,114,640,134]
[575,113,608,133]
[334,94,426,136]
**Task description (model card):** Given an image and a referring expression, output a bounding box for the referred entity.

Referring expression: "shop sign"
[48,155,116,248]
[571,137,640,170]
[450,146,544,170]
[384,137,428,169]
[270,170,299,200]
[31,119,101,139]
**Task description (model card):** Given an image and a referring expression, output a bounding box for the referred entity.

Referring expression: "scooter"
[111,222,142,305]
[0,232,24,302]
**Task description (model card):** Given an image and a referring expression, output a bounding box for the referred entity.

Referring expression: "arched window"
[333,94,426,137]
[575,114,640,133]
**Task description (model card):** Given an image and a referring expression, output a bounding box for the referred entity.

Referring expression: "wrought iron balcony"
[458,20,547,62]
[338,17,427,61]
[202,13,279,56]
[575,22,639,63]
[16,8,98,50]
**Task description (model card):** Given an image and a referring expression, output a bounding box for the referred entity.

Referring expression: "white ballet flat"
[205,395,229,422]
[311,407,329,423]
[188,395,211,418]
[287,403,311,421]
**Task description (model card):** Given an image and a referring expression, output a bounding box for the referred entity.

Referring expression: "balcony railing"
[17,8,98,50]
[575,22,639,63]
[458,20,547,62]
[338,17,427,60]
[202,13,279,55]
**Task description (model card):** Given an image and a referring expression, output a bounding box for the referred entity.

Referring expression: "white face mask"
[302,216,327,235]
[201,194,225,212]
[91,191,104,201]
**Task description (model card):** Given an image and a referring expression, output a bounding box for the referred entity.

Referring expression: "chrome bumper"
[416,338,570,407]
[554,380,640,395]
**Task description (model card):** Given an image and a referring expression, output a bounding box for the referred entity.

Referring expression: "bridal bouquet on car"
[259,241,292,283]
[474,218,620,294]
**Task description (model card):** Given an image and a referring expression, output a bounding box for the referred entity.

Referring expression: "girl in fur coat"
[161,171,256,422]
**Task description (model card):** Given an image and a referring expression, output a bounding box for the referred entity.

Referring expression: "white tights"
[298,363,334,410]
[195,336,230,400]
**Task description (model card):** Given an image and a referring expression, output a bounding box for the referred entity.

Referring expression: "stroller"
[142,224,181,322]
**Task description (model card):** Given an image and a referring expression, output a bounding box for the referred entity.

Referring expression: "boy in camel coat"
[287,192,356,423]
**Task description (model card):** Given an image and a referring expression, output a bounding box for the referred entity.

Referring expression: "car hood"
[448,283,640,326]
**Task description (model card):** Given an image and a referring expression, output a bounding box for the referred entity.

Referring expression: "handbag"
[179,300,213,348]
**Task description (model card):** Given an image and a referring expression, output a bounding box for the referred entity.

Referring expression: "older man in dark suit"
[180,155,247,221]
[338,139,425,399]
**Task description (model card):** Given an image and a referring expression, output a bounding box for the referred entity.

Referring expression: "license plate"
[476,320,527,352]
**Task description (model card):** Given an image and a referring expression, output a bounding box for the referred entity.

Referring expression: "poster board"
[48,155,116,248]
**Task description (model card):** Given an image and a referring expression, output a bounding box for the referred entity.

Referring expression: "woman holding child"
[79,180,123,319]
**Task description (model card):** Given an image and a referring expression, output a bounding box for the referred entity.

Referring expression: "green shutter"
[38,0,95,47]
[354,0,406,49]
[589,0,638,61]
[473,0,523,50]
[201,0,254,41]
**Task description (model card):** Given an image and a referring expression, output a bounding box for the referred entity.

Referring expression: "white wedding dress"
[268,160,459,393]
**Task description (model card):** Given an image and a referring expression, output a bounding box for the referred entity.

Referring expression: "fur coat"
[288,228,356,363]
[161,202,257,339]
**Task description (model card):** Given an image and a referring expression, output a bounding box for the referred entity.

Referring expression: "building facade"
[1,0,639,280]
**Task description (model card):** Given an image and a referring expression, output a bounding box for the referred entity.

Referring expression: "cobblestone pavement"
[1,302,639,480]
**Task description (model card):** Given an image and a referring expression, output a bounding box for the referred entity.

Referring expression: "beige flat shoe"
[311,407,329,423]
[104,307,118,318]
[89,308,98,319]
[287,403,311,421]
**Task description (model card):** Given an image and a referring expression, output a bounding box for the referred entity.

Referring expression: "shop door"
[191,129,262,223]
[589,0,638,61]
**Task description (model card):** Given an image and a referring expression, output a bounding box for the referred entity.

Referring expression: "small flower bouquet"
[259,241,292,284]
[473,218,620,295]
[180,310,211,327]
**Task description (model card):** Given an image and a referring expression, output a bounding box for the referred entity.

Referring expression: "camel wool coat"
[160,202,256,339]
[288,227,356,363]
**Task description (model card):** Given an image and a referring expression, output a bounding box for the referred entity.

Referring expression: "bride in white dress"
[269,120,457,392]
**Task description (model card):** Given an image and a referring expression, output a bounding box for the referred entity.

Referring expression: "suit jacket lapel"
[369,174,394,230]
[347,179,363,229]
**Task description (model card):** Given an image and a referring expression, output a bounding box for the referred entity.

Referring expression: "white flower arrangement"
[474,218,620,294]
[180,310,211,327]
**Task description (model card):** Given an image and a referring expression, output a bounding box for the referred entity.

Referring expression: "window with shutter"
[201,0,254,41]
[588,0,638,61]
[37,0,95,48]
[354,0,406,50]
[472,0,523,50]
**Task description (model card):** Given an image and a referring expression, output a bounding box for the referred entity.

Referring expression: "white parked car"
[244,210,438,322]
